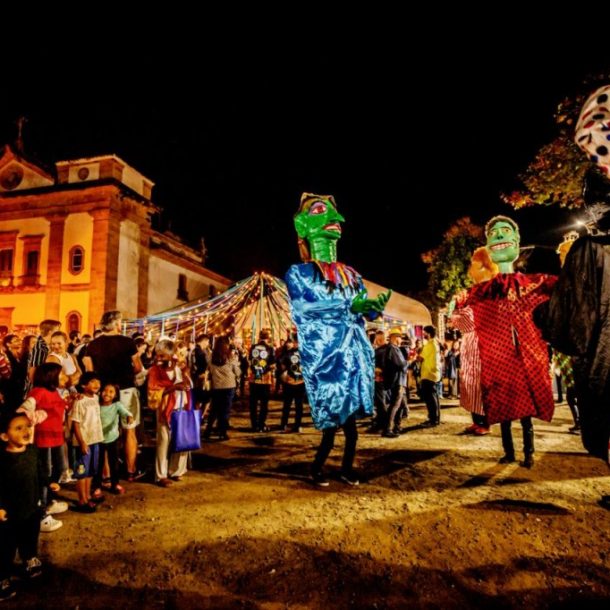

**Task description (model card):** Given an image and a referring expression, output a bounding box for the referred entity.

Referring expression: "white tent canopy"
[124,273,431,343]
[363,279,432,326]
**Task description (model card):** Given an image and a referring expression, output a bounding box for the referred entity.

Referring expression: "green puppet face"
[294,194,345,243]
[486,219,520,270]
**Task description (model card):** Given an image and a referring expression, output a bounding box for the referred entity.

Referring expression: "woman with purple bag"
[148,340,192,488]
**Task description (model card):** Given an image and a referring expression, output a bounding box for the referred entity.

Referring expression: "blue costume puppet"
[285,193,391,487]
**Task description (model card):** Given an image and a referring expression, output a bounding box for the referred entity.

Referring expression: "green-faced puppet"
[294,193,345,264]
[485,215,520,274]
[293,193,390,314]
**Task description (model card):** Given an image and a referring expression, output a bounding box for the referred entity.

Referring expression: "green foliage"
[421,217,485,304]
[500,79,610,210]
[502,136,587,209]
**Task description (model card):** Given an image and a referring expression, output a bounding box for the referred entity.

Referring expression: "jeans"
[38,445,66,508]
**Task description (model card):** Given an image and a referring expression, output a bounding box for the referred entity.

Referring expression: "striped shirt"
[24,336,49,395]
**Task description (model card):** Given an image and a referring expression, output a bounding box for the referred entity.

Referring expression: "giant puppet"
[449,247,499,435]
[540,85,610,468]
[285,193,390,486]
[456,216,556,467]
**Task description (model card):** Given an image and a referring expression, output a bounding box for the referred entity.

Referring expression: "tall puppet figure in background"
[541,86,610,488]
[285,193,391,487]
[449,247,498,435]
[456,217,556,467]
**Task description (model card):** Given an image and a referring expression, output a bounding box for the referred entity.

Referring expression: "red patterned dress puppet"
[457,216,556,467]
[449,247,498,435]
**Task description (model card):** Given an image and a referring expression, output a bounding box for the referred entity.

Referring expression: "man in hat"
[381,328,409,437]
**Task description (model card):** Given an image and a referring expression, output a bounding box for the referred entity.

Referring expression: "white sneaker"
[47,500,68,515]
[40,514,63,532]
[59,472,76,484]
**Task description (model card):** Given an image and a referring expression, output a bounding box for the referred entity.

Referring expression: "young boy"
[0,412,52,601]
[70,372,104,513]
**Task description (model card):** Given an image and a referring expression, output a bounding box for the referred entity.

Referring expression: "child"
[70,372,104,513]
[0,412,54,601]
[92,383,133,495]
[24,363,70,532]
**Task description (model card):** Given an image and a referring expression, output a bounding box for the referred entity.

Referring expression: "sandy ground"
[6,396,610,609]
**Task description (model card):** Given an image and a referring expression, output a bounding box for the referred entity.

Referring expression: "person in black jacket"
[0,412,51,600]
[249,330,276,432]
[382,328,409,438]
[537,84,610,507]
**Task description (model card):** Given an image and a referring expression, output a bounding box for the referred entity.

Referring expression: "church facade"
[0,145,230,334]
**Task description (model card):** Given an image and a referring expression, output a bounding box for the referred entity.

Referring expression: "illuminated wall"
[116,219,141,319]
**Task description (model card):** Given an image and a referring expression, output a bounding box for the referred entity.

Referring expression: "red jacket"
[29,387,68,448]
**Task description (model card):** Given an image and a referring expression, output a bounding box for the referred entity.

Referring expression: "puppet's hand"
[351,289,392,315]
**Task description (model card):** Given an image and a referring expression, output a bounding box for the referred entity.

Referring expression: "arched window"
[66,311,81,333]
[69,246,85,275]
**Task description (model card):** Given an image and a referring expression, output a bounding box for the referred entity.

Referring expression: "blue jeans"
[38,445,66,508]
[207,388,235,435]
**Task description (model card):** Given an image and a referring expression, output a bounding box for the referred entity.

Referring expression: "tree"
[501,136,587,209]
[501,76,610,210]
[421,217,485,305]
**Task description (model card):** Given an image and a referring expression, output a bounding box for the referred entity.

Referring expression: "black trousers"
[501,416,534,457]
[0,511,40,579]
[555,374,563,402]
[93,440,120,488]
[567,387,579,425]
[312,414,358,475]
[281,383,305,429]
[420,379,440,424]
[206,388,235,436]
[249,383,271,430]
[373,381,387,425]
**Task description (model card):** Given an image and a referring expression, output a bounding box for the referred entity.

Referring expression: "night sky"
[1,39,607,299]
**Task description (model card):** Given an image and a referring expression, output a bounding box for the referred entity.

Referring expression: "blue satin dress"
[285,262,374,430]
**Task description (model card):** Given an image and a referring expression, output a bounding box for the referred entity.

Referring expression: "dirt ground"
[7,397,610,609]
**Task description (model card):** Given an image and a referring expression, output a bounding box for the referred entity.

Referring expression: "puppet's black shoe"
[520,454,534,469]
[498,454,516,464]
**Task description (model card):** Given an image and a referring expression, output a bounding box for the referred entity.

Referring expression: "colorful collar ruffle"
[311,261,361,291]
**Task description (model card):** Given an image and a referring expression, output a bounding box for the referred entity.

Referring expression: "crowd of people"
[0,278,598,602]
[2,83,610,603]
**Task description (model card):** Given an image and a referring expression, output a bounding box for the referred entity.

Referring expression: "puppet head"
[485,215,520,273]
[294,193,345,262]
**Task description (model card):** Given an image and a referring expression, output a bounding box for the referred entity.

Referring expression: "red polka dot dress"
[462,273,557,425]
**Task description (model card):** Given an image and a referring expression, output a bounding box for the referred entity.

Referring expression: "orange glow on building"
[0,144,230,334]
